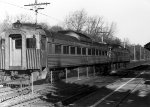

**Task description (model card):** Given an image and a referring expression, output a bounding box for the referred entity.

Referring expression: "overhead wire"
[0,0,62,22]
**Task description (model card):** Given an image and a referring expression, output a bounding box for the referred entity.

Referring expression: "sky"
[0,0,150,46]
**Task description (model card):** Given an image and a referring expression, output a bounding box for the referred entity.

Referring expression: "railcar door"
[9,34,22,66]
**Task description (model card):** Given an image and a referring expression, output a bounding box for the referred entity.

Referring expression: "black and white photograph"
[0,0,150,107]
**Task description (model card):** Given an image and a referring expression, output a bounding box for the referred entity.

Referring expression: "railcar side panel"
[47,54,108,68]
[26,49,41,69]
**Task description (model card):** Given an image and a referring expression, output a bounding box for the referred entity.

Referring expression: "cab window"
[26,38,36,48]
[15,39,22,49]
[9,34,22,49]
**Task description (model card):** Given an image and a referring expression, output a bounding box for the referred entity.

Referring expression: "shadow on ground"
[73,73,150,107]
[34,65,150,107]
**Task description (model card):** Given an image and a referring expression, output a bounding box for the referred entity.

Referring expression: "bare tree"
[64,10,107,42]
[64,10,123,45]
[0,14,34,33]
[102,22,122,45]
[39,22,63,32]
[14,14,33,23]
[50,25,63,32]
[39,22,50,30]
[84,16,104,41]
[103,22,116,39]
[65,9,87,32]
[0,14,12,32]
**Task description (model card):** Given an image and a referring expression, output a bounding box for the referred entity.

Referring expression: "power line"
[0,0,62,22]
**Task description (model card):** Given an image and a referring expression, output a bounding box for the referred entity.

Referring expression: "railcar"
[0,21,47,81]
[0,21,130,82]
[46,30,109,69]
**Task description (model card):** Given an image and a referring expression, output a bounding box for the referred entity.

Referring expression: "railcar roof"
[46,31,80,43]
[58,30,108,46]
[46,30,108,47]
[58,30,91,40]
[58,30,92,43]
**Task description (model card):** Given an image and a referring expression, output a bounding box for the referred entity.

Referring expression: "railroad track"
[0,71,144,107]
[41,83,98,106]
[69,71,145,107]
[41,77,118,106]
[113,72,146,107]
[0,93,41,107]
[60,86,98,106]
[0,78,52,107]
[11,97,41,107]
[114,79,143,107]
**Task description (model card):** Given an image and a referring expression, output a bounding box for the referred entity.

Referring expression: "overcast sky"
[0,0,150,46]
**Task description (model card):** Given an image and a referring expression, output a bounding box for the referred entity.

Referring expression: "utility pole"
[140,46,141,61]
[133,44,136,61]
[24,0,50,26]
[98,31,109,43]
[24,0,50,94]
[123,38,126,48]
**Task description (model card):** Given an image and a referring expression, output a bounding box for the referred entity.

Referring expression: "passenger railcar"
[0,21,130,81]
[46,30,109,69]
[0,21,47,81]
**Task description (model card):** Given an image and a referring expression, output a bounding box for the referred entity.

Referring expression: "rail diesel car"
[0,21,131,82]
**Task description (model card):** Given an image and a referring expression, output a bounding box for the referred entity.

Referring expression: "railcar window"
[96,49,99,55]
[48,43,52,54]
[15,39,22,49]
[92,48,95,55]
[63,46,69,54]
[26,38,36,48]
[9,34,22,49]
[99,50,101,56]
[88,49,91,55]
[70,46,75,54]
[105,51,107,56]
[77,47,81,55]
[102,51,105,56]
[55,44,61,54]
[82,48,86,55]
